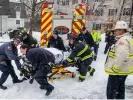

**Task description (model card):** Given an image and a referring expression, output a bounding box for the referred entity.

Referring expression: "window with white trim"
[95,9,104,16]
[123,8,131,16]
[108,9,117,16]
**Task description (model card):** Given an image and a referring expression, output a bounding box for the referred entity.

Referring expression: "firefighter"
[0,38,23,90]
[19,31,39,48]
[62,34,95,82]
[91,28,101,61]
[20,45,55,96]
[105,21,133,99]
[77,27,94,47]
[104,30,116,54]
[47,30,66,51]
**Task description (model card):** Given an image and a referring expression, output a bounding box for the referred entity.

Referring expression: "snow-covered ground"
[0,33,133,99]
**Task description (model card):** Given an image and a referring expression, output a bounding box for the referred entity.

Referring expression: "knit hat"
[53,30,58,35]
[82,27,86,31]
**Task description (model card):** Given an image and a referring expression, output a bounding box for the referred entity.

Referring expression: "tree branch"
[36,0,46,5]
[20,0,32,10]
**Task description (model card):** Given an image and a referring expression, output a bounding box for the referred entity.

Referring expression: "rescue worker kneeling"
[20,45,55,96]
[62,34,95,82]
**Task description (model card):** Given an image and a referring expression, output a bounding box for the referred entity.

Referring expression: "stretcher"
[20,57,76,81]
[48,63,76,81]
[20,48,76,82]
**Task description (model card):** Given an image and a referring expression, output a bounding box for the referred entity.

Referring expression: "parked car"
[8,27,26,39]
[9,29,20,39]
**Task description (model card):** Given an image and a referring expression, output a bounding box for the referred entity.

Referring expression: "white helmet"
[114,21,128,30]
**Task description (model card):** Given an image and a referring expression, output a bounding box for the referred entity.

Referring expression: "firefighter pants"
[104,43,111,54]
[79,59,93,77]
[93,44,99,60]
[0,61,19,85]
[107,75,127,99]
[34,69,54,91]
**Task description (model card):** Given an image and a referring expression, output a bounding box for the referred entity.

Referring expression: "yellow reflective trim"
[105,69,133,75]
[77,45,88,56]
[66,57,73,62]
[79,75,86,79]
[81,52,93,61]
[130,40,133,46]
[108,51,116,58]
[31,44,34,47]
[128,54,133,58]
[112,66,121,73]
[88,67,93,73]
[36,44,39,47]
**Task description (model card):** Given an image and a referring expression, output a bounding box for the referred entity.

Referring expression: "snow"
[0,33,133,99]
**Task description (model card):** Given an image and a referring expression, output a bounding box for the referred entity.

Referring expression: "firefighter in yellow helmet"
[91,27,101,60]
[105,21,133,99]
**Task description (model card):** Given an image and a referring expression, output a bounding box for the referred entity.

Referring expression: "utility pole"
[119,0,126,20]
[129,0,133,27]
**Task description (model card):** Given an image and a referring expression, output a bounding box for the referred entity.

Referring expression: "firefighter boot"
[40,85,46,89]
[94,56,97,61]
[45,87,54,96]
[0,85,7,90]
[13,79,23,83]
[78,77,85,82]
[90,68,95,76]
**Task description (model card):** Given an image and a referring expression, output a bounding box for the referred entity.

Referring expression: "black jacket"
[22,34,38,48]
[26,48,55,71]
[47,36,66,51]
[67,41,93,63]
[77,31,94,47]
[0,42,21,69]
[106,35,116,45]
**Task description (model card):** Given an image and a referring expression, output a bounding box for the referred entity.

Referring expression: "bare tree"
[118,0,126,20]
[129,0,133,27]
[20,0,46,35]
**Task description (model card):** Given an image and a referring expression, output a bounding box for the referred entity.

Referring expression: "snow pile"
[0,34,10,43]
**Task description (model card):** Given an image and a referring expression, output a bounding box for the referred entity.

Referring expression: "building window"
[66,0,69,5]
[93,24,101,30]
[123,8,131,16]
[95,9,104,16]
[57,0,70,6]
[16,20,20,24]
[96,24,101,30]
[82,0,86,3]
[72,0,78,5]
[16,6,21,12]
[108,9,117,16]
[95,0,104,2]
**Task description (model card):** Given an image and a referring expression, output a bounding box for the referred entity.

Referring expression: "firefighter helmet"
[114,21,128,30]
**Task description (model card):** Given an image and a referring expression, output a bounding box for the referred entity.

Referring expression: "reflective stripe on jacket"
[66,42,93,62]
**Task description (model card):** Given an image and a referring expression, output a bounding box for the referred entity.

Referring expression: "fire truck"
[40,2,92,46]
